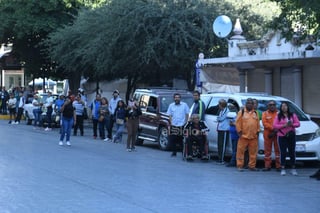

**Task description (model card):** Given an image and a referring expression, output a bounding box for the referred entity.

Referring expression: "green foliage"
[270,0,320,41]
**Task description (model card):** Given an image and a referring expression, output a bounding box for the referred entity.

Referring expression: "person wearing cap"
[107,90,122,140]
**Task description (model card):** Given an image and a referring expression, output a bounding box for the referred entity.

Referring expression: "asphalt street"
[0,119,319,213]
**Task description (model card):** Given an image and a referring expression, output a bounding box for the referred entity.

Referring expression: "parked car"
[201,92,320,161]
[133,88,194,150]
[24,93,59,126]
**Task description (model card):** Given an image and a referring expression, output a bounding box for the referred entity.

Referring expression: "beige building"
[199,20,320,120]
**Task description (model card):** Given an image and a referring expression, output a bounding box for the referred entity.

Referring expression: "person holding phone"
[273,102,300,176]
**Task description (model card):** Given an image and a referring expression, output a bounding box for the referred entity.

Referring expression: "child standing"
[7,93,17,124]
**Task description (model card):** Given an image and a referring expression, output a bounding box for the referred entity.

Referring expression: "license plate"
[296,144,306,152]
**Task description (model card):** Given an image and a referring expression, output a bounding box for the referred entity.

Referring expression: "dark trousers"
[15,107,24,122]
[278,135,296,167]
[74,115,84,136]
[187,135,206,156]
[127,118,139,149]
[169,126,184,154]
[107,115,115,139]
[92,118,98,137]
[46,107,53,128]
[217,130,230,162]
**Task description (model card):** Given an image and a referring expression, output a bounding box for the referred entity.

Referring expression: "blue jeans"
[60,116,74,142]
[230,139,238,165]
[33,108,42,126]
[114,123,125,143]
[46,107,53,128]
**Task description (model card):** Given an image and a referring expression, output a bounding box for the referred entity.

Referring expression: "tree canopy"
[271,0,320,41]
[47,0,280,99]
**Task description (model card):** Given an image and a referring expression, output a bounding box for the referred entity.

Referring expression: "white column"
[264,69,272,95]
[239,69,246,92]
[293,67,302,108]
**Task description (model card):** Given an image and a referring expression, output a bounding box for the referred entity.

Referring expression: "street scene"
[0,1,320,212]
[0,119,319,213]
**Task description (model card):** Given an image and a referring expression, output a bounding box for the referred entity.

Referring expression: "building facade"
[200,20,320,119]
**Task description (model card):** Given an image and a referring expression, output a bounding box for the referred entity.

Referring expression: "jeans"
[33,108,42,126]
[60,116,74,142]
[230,139,238,165]
[98,117,109,139]
[114,123,125,143]
[46,107,53,128]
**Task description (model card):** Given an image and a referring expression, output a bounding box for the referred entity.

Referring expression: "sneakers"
[66,141,71,146]
[238,167,244,172]
[44,127,52,131]
[104,138,112,142]
[131,147,137,152]
[127,148,132,152]
[290,169,298,176]
[281,169,286,176]
[59,141,63,146]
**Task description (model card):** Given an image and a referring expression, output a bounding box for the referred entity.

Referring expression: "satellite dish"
[213,15,232,38]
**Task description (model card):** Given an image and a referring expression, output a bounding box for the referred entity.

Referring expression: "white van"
[201,92,320,161]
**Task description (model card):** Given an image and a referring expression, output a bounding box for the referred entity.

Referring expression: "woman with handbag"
[273,102,300,176]
[98,97,110,141]
[113,100,127,143]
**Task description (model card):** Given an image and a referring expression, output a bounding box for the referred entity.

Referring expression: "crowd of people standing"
[1,86,319,179]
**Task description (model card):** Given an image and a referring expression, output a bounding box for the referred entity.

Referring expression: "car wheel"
[158,127,170,150]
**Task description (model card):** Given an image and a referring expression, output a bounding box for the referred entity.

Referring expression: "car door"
[138,95,159,140]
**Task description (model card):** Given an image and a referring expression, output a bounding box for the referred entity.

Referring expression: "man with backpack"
[235,98,260,171]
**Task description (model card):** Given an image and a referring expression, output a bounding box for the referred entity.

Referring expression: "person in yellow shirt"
[236,98,260,171]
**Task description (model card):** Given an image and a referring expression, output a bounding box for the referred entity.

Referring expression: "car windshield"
[160,96,194,113]
[241,99,309,121]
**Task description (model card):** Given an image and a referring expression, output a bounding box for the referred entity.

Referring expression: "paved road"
[0,120,319,213]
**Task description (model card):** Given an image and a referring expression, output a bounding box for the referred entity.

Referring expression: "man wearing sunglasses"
[262,100,281,171]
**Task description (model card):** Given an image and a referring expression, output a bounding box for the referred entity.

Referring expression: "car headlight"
[315,128,320,139]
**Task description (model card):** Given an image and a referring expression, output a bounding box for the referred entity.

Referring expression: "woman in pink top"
[273,102,300,176]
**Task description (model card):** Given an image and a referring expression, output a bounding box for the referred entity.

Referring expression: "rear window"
[159,95,193,113]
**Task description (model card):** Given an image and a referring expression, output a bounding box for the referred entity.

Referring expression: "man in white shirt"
[13,91,25,124]
[167,93,190,157]
[44,91,54,131]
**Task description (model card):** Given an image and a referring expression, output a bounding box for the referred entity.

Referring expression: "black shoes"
[171,152,177,157]
[310,169,320,179]
[262,168,271,172]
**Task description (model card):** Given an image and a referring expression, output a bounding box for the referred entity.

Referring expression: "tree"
[270,0,320,41]
[47,0,280,100]
[0,0,108,92]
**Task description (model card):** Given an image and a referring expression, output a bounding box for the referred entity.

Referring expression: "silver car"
[201,92,320,161]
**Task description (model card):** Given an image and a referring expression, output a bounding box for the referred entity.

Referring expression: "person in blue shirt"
[216,99,230,164]
[90,94,102,139]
